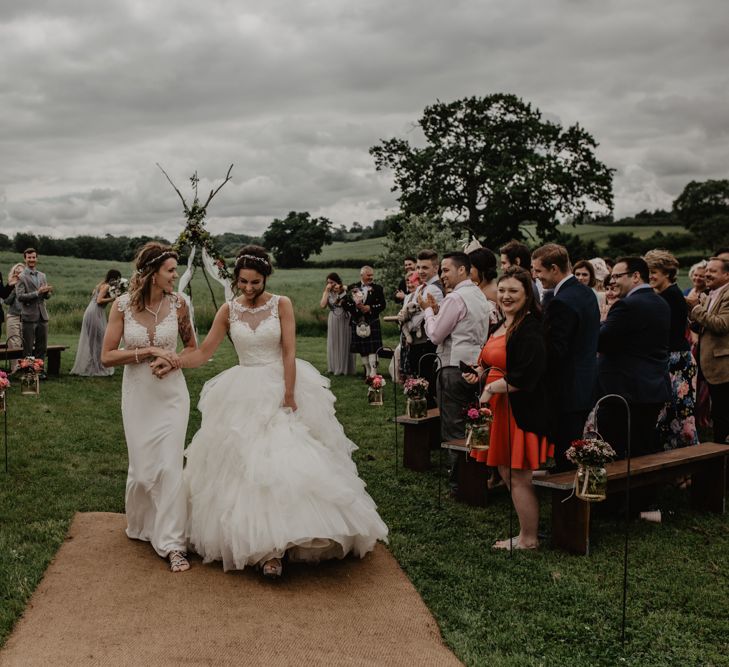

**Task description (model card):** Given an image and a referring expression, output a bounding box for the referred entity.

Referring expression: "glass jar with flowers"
[464,404,493,451]
[366,374,385,405]
[403,377,429,419]
[18,356,43,396]
[565,436,617,502]
[0,370,9,412]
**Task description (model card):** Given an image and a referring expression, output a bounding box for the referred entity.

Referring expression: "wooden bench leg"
[455,454,489,507]
[46,350,61,376]
[403,425,431,472]
[691,458,727,514]
[551,491,591,555]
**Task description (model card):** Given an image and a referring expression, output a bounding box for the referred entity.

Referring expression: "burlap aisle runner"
[1,513,461,666]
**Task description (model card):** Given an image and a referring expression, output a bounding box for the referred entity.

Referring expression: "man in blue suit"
[597,257,670,458]
[532,244,600,470]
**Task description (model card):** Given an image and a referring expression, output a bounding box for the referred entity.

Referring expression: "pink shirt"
[423,280,473,345]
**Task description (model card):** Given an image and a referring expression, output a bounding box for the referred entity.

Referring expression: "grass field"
[0,253,727,665]
[1,331,728,666]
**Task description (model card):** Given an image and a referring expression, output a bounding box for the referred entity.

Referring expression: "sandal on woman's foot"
[492,537,538,551]
[169,550,190,573]
[262,558,283,578]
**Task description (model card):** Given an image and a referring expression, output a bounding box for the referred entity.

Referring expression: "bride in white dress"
[102,242,196,573]
[154,245,388,578]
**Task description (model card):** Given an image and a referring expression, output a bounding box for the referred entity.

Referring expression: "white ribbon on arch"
[176,246,234,341]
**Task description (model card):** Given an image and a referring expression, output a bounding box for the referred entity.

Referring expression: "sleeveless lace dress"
[184,295,388,571]
[118,293,189,556]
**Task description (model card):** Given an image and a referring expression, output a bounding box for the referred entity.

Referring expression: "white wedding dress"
[184,295,388,571]
[118,293,189,557]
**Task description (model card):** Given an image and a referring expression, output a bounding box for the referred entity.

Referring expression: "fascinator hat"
[589,257,610,282]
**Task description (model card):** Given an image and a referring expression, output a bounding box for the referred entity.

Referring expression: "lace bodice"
[118,293,181,351]
[229,295,282,366]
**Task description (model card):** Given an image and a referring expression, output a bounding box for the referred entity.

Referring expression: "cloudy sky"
[1,0,727,241]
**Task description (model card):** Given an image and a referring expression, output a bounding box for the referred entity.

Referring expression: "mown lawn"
[1,330,727,666]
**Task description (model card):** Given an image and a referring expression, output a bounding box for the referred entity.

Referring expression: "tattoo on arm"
[178,309,195,347]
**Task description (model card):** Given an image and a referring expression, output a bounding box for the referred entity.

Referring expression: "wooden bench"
[395,408,440,471]
[0,345,68,376]
[441,439,492,507]
[533,443,729,555]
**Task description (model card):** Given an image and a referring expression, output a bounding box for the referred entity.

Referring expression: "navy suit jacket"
[543,276,600,414]
[597,286,671,404]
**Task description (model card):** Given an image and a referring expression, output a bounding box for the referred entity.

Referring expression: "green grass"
[1,325,728,665]
[313,237,386,262]
[0,251,366,337]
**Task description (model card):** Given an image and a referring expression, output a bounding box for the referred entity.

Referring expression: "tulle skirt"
[184,359,388,571]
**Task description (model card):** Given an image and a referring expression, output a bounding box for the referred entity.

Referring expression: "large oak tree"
[263,211,333,268]
[371,94,614,245]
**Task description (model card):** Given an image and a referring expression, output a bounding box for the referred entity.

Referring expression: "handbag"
[355,320,372,338]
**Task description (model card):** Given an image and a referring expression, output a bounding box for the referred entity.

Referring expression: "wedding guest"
[687,257,729,444]
[70,270,122,377]
[464,267,552,550]
[345,266,386,378]
[597,257,670,458]
[394,270,422,382]
[589,257,610,290]
[420,252,490,494]
[15,248,53,379]
[600,277,619,322]
[684,261,707,298]
[404,249,445,405]
[394,256,417,304]
[573,259,606,309]
[0,267,16,339]
[2,263,25,371]
[532,244,599,471]
[320,272,355,375]
[644,250,698,449]
[468,246,502,330]
[684,260,711,429]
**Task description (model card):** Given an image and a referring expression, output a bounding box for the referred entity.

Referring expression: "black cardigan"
[504,313,549,437]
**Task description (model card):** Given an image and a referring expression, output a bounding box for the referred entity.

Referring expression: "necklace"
[144,299,164,322]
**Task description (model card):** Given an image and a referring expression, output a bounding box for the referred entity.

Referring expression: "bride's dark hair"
[233,245,273,286]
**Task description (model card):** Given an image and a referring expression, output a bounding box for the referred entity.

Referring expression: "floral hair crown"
[236,253,270,267]
[137,250,177,274]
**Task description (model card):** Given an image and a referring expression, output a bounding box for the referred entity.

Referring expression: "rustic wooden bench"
[0,345,68,376]
[533,443,729,555]
[395,408,440,471]
[441,438,492,507]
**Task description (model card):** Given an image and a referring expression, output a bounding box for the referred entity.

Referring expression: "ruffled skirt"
[184,359,388,571]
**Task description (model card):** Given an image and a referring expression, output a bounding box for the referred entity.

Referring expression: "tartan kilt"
[350,316,383,355]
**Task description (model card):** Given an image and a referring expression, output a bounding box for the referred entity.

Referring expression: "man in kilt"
[345,266,387,377]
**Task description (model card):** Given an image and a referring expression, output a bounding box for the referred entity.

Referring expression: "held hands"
[150,357,175,378]
[357,304,371,313]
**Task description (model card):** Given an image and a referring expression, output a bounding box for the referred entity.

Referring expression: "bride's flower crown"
[137,250,177,274]
[236,253,270,267]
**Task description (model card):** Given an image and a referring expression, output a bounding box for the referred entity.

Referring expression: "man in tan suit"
[688,256,729,443]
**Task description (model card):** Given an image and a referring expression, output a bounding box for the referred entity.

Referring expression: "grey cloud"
[1,0,728,236]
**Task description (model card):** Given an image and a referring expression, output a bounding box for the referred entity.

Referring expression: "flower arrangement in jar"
[464,404,493,451]
[403,377,429,419]
[366,374,385,405]
[566,436,617,502]
[18,356,43,395]
[0,370,9,412]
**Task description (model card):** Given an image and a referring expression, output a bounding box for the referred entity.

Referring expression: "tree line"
[3,93,727,267]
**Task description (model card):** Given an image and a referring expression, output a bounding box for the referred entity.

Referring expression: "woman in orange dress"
[465,267,553,550]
